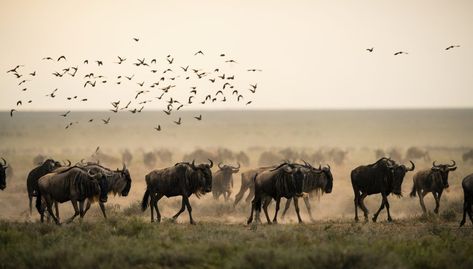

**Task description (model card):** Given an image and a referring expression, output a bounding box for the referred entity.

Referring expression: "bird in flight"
[366,48,374,52]
[125,74,135,80]
[7,65,23,73]
[194,115,202,121]
[102,117,111,124]
[60,111,71,117]
[42,57,53,61]
[29,71,36,76]
[181,66,189,72]
[394,51,408,56]
[194,50,204,56]
[445,45,460,50]
[10,109,16,117]
[57,56,66,61]
[116,56,126,64]
[237,95,243,101]
[188,96,194,104]
[154,125,161,131]
[96,60,103,66]
[133,37,139,42]
[225,59,237,63]
[246,101,252,105]
[84,81,96,88]
[174,117,182,125]
[247,69,262,72]
[249,83,257,93]
[46,88,58,98]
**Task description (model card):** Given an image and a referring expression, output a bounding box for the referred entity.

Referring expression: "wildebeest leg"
[172,196,187,222]
[233,185,247,207]
[66,200,80,224]
[303,196,315,222]
[246,186,255,204]
[273,198,281,224]
[149,194,156,222]
[154,194,163,223]
[44,196,59,225]
[372,194,387,223]
[281,198,292,220]
[99,202,107,219]
[354,190,359,222]
[79,201,85,220]
[82,199,92,217]
[418,189,428,214]
[433,191,442,214]
[183,196,195,225]
[293,197,303,223]
[54,202,60,222]
[29,194,33,215]
[262,197,272,224]
[359,193,369,221]
[384,196,392,222]
[460,193,469,227]
[247,198,255,224]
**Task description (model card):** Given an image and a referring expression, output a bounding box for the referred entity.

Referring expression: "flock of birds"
[6,38,262,132]
[365,44,461,55]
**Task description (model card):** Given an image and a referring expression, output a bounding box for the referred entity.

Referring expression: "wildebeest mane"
[71,170,100,201]
[273,168,296,198]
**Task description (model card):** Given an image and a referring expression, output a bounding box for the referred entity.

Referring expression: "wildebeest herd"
[0,156,472,227]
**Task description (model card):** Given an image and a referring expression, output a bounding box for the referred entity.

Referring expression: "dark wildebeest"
[247,162,305,225]
[281,162,333,222]
[410,160,456,214]
[212,162,240,201]
[0,158,8,190]
[26,159,63,215]
[460,174,473,227]
[351,158,414,222]
[141,160,213,224]
[36,167,108,224]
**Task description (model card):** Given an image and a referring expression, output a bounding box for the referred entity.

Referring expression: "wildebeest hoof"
[190,221,196,225]
[354,217,359,222]
[372,217,378,223]
[459,221,465,227]
[434,209,439,214]
[387,217,393,222]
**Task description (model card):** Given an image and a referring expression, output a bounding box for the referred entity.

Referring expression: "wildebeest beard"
[186,168,208,198]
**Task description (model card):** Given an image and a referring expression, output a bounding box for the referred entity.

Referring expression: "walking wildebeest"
[247,162,305,225]
[141,160,213,224]
[281,162,333,222]
[405,147,430,162]
[26,159,63,214]
[0,158,8,190]
[460,173,473,227]
[233,165,277,207]
[36,166,108,224]
[212,162,240,201]
[351,158,414,222]
[410,160,457,214]
[54,163,132,219]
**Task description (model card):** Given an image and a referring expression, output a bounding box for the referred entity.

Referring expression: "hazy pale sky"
[1,0,472,110]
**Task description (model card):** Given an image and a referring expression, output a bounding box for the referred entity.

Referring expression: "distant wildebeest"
[121,149,133,166]
[62,163,132,219]
[1,158,8,190]
[36,167,108,224]
[141,160,213,224]
[33,154,47,165]
[351,158,414,222]
[410,160,456,214]
[233,166,275,207]
[405,147,430,162]
[247,162,305,225]
[281,162,333,222]
[26,159,63,214]
[212,163,240,201]
[143,152,157,168]
[460,174,473,227]
[463,149,473,163]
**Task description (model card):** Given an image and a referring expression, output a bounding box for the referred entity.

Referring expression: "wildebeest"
[26,159,63,214]
[405,147,430,162]
[233,166,275,207]
[247,162,305,225]
[141,160,213,224]
[410,160,456,214]
[69,163,132,219]
[463,149,473,163]
[460,174,473,227]
[0,158,8,190]
[36,167,108,224]
[351,158,414,222]
[212,163,240,201]
[281,162,333,222]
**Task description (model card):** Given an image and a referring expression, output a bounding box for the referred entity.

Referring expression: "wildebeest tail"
[409,184,417,197]
[141,188,150,211]
[35,190,42,214]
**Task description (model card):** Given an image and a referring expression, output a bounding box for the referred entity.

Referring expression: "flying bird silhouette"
[366,48,374,52]
[445,45,460,50]
[60,111,71,117]
[394,51,408,56]
[194,50,204,56]
[174,117,182,125]
[116,56,126,64]
[57,56,66,61]
[194,115,202,120]
[102,117,111,124]
[154,125,161,131]
[10,109,16,117]
[181,66,189,72]
[133,37,139,42]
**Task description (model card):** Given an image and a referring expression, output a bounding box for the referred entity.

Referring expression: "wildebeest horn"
[235,162,240,169]
[67,160,71,166]
[191,160,195,167]
[218,162,224,169]
[433,161,439,167]
[1,158,6,166]
[208,159,213,168]
[122,163,126,171]
[406,160,415,171]
[80,159,86,165]
[326,164,331,170]
[270,162,289,171]
[448,160,456,167]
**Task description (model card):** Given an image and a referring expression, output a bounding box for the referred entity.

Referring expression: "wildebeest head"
[302,161,333,193]
[191,159,213,193]
[432,160,457,189]
[392,160,415,194]
[217,162,240,175]
[118,163,132,196]
[43,159,62,172]
[0,158,8,190]
[378,158,399,195]
[88,170,109,203]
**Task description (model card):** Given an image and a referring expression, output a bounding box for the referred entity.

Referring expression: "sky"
[0,0,472,111]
